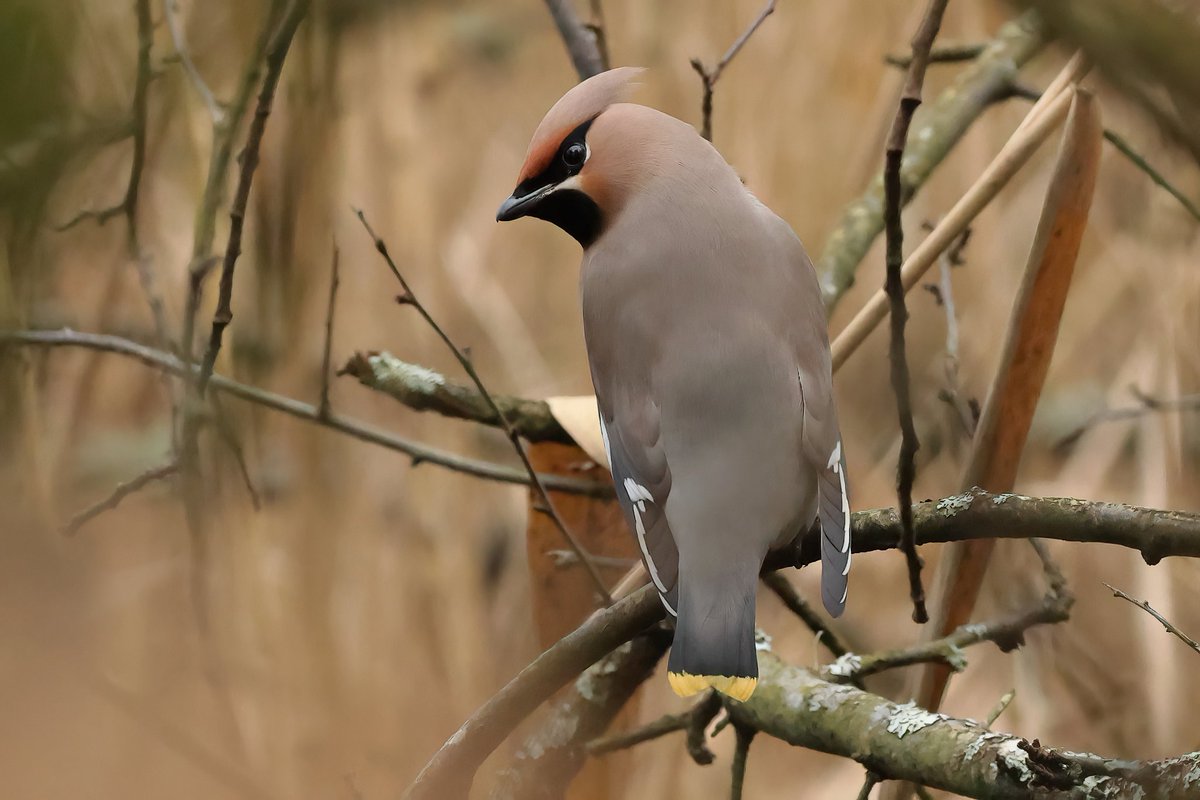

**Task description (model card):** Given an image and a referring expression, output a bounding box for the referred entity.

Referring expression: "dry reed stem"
[903,88,1103,778]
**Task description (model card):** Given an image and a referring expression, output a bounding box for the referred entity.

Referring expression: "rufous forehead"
[518,123,577,183]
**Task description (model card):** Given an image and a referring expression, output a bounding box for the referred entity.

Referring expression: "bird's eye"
[562,142,586,169]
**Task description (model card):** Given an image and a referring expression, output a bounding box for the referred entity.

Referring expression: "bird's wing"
[597,398,679,616]
[784,229,851,618]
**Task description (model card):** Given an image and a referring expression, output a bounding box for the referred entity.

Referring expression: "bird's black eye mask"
[513,117,596,198]
[497,117,602,247]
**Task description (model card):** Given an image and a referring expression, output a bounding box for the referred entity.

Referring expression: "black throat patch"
[513,118,602,247]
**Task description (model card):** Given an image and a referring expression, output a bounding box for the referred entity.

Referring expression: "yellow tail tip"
[668,671,757,702]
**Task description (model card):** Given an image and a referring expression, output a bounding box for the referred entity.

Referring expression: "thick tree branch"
[404,488,1200,798]
[882,0,949,626]
[488,626,673,800]
[728,648,1200,799]
[542,0,606,80]
[339,350,572,443]
[817,11,1047,311]
[1,329,608,496]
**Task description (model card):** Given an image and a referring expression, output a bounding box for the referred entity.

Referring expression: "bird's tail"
[666,565,759,702]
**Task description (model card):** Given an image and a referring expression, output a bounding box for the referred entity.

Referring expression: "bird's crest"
[517,66,644,184]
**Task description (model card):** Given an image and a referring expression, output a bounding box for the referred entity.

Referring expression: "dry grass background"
[1,0,1198,797]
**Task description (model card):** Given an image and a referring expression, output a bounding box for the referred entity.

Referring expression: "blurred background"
[1,0,1197,797]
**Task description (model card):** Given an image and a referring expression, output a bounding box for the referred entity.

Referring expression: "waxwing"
[497,67,850,701]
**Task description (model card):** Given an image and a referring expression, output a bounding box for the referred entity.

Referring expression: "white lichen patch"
[992,493,1012,504]
[886,702,943,738]
[1159,752,1200,787]
[944,644,969,672]
[754,629,774,652]
[1080,776,1144,800]
[373,352,445,395]
[805,683,856,714]
[574,642,632,703]
[936,492,975,515]
[995,739,1033,784]
[962,732,1006,762]
[961,623,989,639]
[826,653,862,678]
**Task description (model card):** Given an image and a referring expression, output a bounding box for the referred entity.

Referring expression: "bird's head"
[496,66,647,248]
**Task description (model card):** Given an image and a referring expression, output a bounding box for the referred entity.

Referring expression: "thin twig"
[1104,582,1200,655]
[689,0,777,142]
[587,690,721,764]
[924,227,978,439]
[197,0,311,396]
[210,395,262,510]
[1006,87,1200,224]
[1055,386,1200,450]
[318,242,340,419]
[885,43,986,68]
[729,724,755,800]
[56,0,152,246]
[4,328,609,496]
[180,0,288,362]
[856,772,882,800]
[882,0,948,625]
[985,689,1016,728]
[762,572,849,658]
[823,566,1072,683]
[355,209,613,604]
[62,461,179,536]
[163,0,224,123]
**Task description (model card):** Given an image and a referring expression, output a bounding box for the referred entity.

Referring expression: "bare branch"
[831,55,1087,371]
[542,0,606,80]
[882,0,949,625]
[163,0,224,124]
[318,243,341,419]
[339,351,572,444]
[762,572,850,658]
[885,42,986,68]
[62,461,179,536]
[1056,386,1200,451]
[823,559,1071,683]
[356,209,613,604]
[728,648,1200,799]
[1104,582,1200,656]
[729,723,755,800]
[196,0,311,395]
[986,690,1016,728]
[55,0,152,251]
[404,487,1200,798]
[2,329,609,497]
[818,12,1048,311]
[586,690,721,762]
[584,0,610,72]
[689,0,776,142]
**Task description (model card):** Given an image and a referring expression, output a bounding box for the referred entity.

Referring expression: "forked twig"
[689,0,777,142]
[882,0,949,625]
[355,209,613,605]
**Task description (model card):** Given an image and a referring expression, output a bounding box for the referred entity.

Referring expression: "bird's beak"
[496,184,555,222]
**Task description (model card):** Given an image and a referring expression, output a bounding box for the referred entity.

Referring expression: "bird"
[496,67,849,702]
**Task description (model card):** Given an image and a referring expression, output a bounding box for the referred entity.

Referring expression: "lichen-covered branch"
[1,329,607,496]
[488,626,673,800]
[728,649,1200,799]
[339,351,572,443]
[403,487,1200,798]
[817,11,1047,311]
